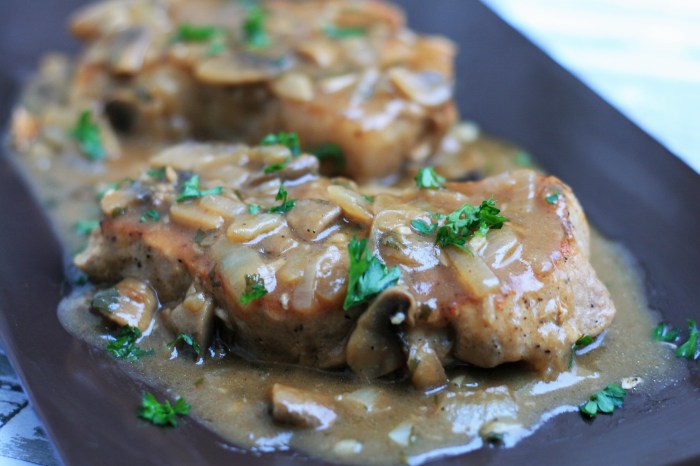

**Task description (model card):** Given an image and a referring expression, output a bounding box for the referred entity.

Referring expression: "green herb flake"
[243,6,270,48]
[579,384,626,418]
[240,273,268,305]
[92,288,121,314]
[515,151,533,167]
[343,236,401,310]
[139,210,160,223]
[176,175,223,202]
[105,326,153,361]
[568,334,595,369]
[247,203,262,214]
[362,194,375,203]
[415,167,446,190]
[323,25,367,39]
[168,333,202,357]
[545,192,560,205]
[268,183,296,214]
[431,198,507,250]
[147,167,166,180]
[173,24,223,43]
[676,320,699,360]
[411,219,437,235]
[263,159,290,174]
[71,110,105,161]
[652,322,679,342]
[74,219,99,236]
[309,143,346,170]
[260,132,300,156]
[138,392,190,427]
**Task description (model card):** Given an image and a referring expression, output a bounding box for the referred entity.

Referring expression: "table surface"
[2,1,699,465]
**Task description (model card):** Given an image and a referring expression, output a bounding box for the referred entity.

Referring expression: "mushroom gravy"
[10,56,684,466]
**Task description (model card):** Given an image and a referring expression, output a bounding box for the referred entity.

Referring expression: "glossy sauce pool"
[12,61,684,465]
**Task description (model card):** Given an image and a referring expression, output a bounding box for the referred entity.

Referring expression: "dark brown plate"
[1,1,699,465]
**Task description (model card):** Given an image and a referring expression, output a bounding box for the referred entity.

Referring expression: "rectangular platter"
[0,1,699,465]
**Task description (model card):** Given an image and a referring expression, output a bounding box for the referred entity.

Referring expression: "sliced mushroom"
[285,199,341,241]
[271,73,314,102]
[160,281,216,351]
[195,57,272,86]
[402,327,452,390]
[251,154,320,184]
[346,286,413,381]
[108,27,154,75]
[91,278,157,331]
[388,67,452,107]
[270,383,337,430]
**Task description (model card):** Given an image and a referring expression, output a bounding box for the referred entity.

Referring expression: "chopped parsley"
[74,219,99,236]
[568,334,595,369]
[247,203,262,214]
[309,143,346,170]
[240,273,268,305]
[260,132,300,156]
[515,151,533,167]
[343,236,401,310]
[411,219,437,235]
[268,183,296,214]
[173,24,223,43]
[92,287,121,314]
[138,392,190,427]
[652,322,679,342]
[139,210,160,223]
[105,326,153,361]
[362,194,375,203]
[176,175,223,202]
[263,159,290,174]
[323,25,367,39]
[676,320,698,360]
[415,167,446,189]
[147,167,166,180]
[243,6,270,48]
[545,192,560,205]
[168,333,202,357]
[71,110,105,161]
[579,384,626,418]
[413,198,507,251]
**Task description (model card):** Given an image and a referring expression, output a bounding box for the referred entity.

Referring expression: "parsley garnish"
[652,322,679,342]
[176,175,223,202]
[568,334,595,369]
[168,333,202,357]
[260,132,300,156]
[676,320,698,360]
[105,326,153,361]
[140,210,160,223]
[92,287,121,314]
[580,384,626,418]
[247,203,262,214]
[545,192,560,205]
[515,151,533,167]
[323,25,366,39]
[362,194,375,203]
[309,143,346,170]
[243,6,270,48]
[74,219,99,236]
[240,273,268,305]
[415,167,446,189]
[173,24,223,42]
[343,236,401,310]
[263,159,290,174]
[411,219,437,235]
[415,198,507,251]
[71,110,105,160]
[147,167,166,180]
[268,183,296,214]
[138,392,190,427]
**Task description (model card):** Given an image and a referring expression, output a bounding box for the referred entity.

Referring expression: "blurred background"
[484,0,700,174]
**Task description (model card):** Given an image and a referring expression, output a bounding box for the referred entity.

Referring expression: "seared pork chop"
[76,143,615,386]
